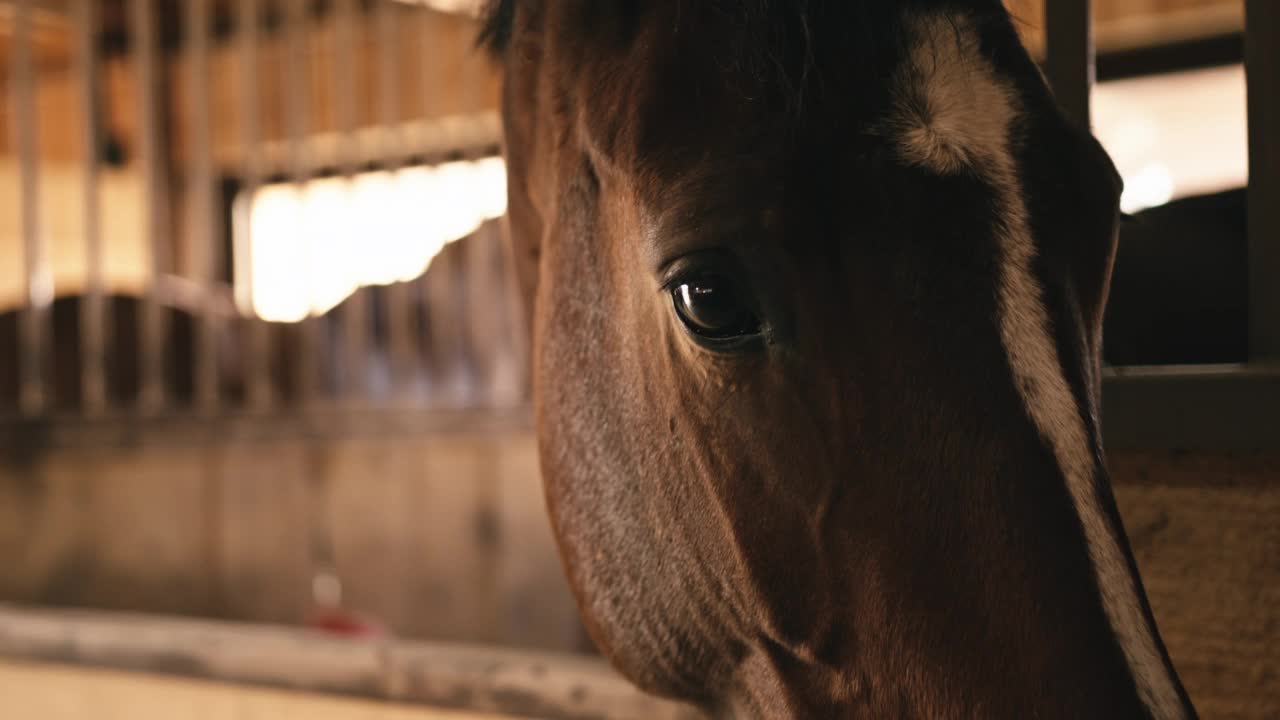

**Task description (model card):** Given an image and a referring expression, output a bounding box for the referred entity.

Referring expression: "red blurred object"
[304,607,388,638]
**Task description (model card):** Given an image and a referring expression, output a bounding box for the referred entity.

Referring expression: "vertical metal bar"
[465,218,499,407]
[1246,0,1280,362]
[1044,0,1094,129]
[11,0,51,416]
[130,0,168,413]
[455,19,494,408]
[187,0,220,411]
[238,0,272,410]
[283,0,319,405]
[333,0,368,401]
[75,0,109,415]
[378,0,415,397]
[417,3,437,402]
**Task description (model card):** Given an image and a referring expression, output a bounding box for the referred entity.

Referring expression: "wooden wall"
[0,426,1275,718]
[0,420,582,653]
[0,5,500,167]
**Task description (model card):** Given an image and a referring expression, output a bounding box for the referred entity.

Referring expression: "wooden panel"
[212,438,313,624]
[324,433,494,643]
[0,442,213,615]
[493,433,584,651]
[1111,451,1280,720]
[0,421,582,652]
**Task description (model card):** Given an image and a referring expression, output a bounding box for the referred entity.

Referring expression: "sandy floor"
[0,660,523,720]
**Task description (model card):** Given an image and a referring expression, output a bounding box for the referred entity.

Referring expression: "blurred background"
[0,0,1275,718]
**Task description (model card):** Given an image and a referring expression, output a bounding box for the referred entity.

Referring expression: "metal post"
[11,0,51,415]
[334,0,368,402]
[130,0,169,413]
[1044,0,1094,129]
[187,0,220,412]
[75,0,109,415]
[379,0,416,397]
[1246,0,1280,362]
[285,0,320,405]
[237,0,273,410]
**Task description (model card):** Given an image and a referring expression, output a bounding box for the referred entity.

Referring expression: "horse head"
[482,2,1196,717]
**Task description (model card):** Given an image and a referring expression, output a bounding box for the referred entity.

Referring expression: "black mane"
[477,0,516,54]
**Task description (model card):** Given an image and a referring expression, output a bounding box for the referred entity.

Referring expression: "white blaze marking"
[889,15,1184,719]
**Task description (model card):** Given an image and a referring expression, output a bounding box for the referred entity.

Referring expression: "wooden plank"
[211,439,312,624]
[325,434,492,642]
[0,605,700,720]
[0,443,212,614]
[494,433,585,651]
[1245,0,1280,361]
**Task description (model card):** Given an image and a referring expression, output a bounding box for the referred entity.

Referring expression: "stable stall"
[0,1,1276,718]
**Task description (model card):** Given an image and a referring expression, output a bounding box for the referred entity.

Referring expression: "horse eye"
[671,276,761,340]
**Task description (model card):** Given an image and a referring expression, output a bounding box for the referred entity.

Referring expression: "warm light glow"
[391,0,482,16]
[1093,64,1247,212]
[1120,163,1176,215]
[238,158,506,323]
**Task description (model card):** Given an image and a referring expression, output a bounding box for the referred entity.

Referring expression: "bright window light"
[1092,64,1247,213]
[236,157,506,323]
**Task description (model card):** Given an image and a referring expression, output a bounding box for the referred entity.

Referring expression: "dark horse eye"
[671,276,761,340]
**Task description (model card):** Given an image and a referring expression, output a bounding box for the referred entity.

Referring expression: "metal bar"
[1102,365,1280,452]
[75,0,109,415]
[448,28,491,407]
[333,0,368,401]
[285,0,320,405]
[465,220,500,407]
[130,0,168,413]
[238,0,272,410]
[11,0,51,415]
[418,5,447,405]
[1045,0,1094,128]
[1245,0,1280,362]
[379,0,416,397]
[187,0,220,411]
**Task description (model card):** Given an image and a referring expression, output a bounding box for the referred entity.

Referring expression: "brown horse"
[481,2,1196,717]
